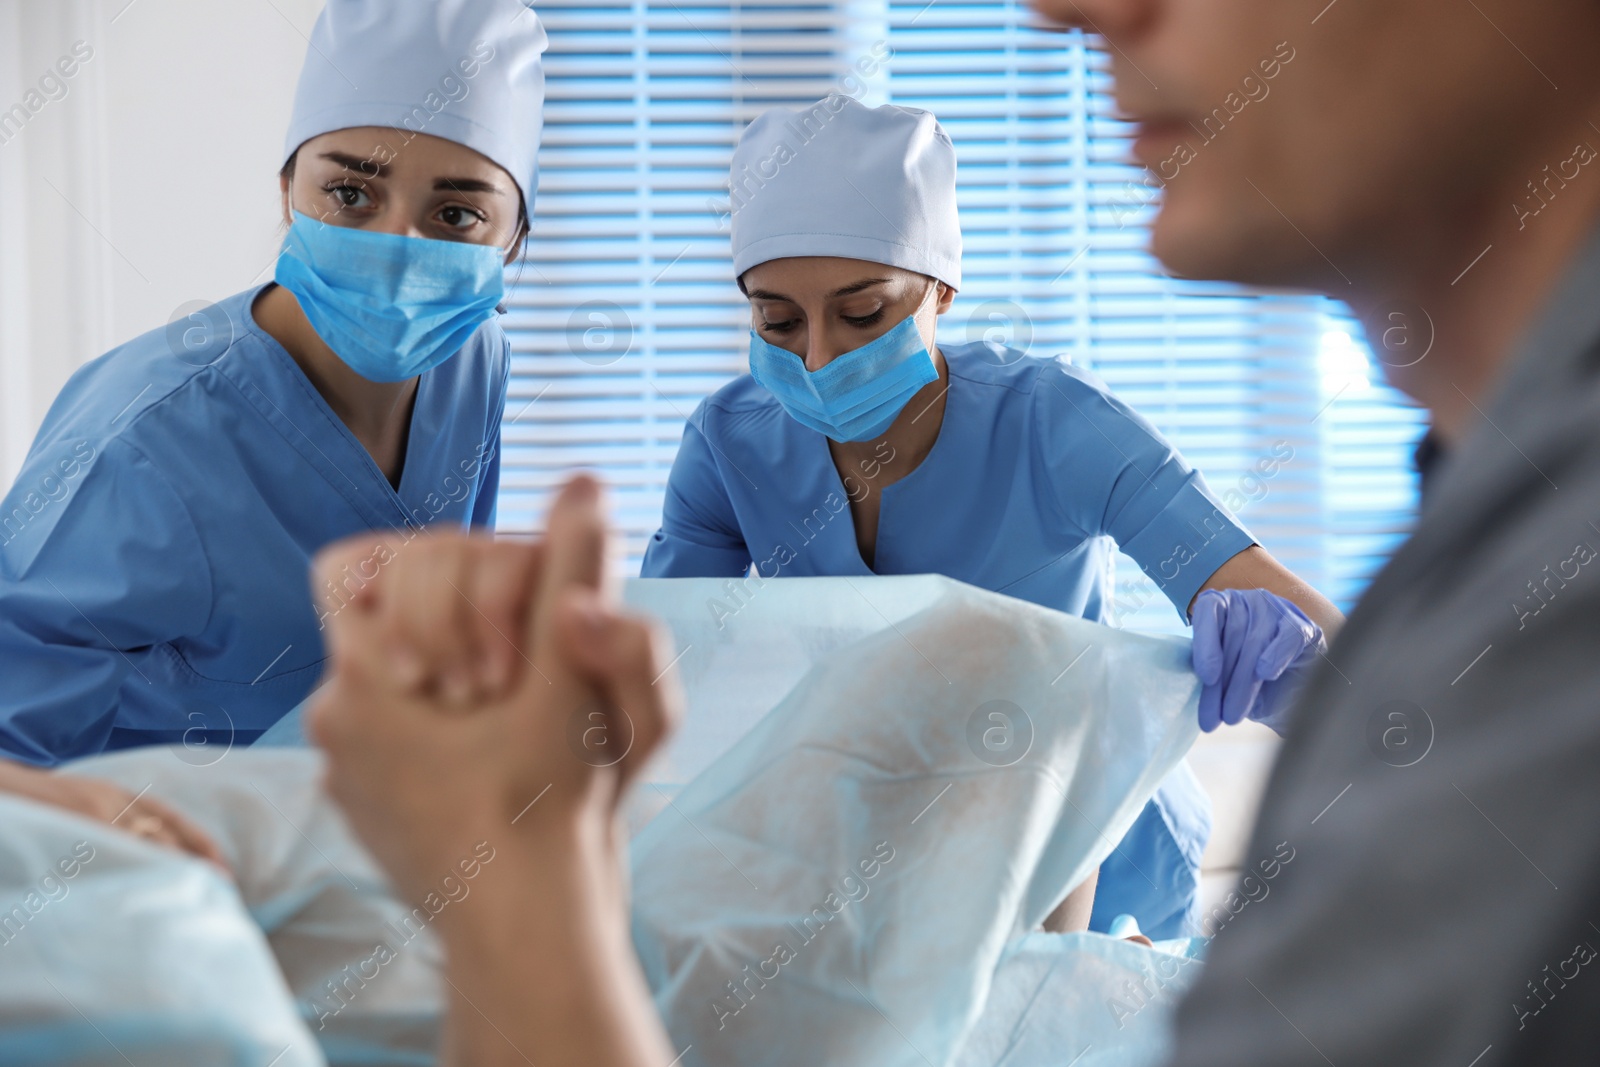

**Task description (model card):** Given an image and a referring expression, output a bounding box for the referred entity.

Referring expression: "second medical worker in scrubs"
[643,99,1345,938]
[0,0,546,773]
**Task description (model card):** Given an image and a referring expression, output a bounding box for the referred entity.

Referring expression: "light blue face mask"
[274,211,509,383]
[748,295,940,442]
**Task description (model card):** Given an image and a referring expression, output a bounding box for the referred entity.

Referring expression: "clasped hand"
[307,475,684,906]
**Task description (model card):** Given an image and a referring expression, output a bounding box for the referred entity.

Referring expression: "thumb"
[527,475,610,661]
[1255,601,1321,681]
[557,592,683,802]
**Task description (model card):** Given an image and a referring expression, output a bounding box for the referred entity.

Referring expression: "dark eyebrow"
[435,177,506,196]
[746,278,891,302]
[319,151,388,177]
[828,277,891,298]
[314,154,506,198]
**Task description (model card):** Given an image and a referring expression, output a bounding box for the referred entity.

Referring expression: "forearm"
[1193,546,1344,637]
[1042,867,1099,932]
[436,820,673,1067]
[1255,570,1343,638]
[0,758,54,798]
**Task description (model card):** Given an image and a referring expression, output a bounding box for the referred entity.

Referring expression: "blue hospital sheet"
[17,575,1214,1066]
[629,575,1205,1066]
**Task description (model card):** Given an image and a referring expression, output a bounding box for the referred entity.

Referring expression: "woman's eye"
[842,309,885,328]
[328,183,371,209]
[438,205,486,231]
[760,319,798,334]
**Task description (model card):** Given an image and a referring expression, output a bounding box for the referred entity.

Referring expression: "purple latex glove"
[1190,588,1325,734]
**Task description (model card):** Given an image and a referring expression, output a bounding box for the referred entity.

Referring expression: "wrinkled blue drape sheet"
[627,576,1204,1067]
[0,575,1205,1066]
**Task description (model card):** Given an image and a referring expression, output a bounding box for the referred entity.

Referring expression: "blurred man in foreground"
[1026,0,1600,1063]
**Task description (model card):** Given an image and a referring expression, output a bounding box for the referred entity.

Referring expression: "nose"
[802,324,845,374]
[371,209,429,240]
[1028,0,1153,40]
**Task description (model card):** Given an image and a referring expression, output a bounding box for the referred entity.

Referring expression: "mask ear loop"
[506,201,531,261]
[492,203,528,315]
[284,174,328,227]
[284,184,330,229]
[909,279,941,352]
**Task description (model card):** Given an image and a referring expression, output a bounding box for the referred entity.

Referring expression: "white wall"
[0,0,322,482]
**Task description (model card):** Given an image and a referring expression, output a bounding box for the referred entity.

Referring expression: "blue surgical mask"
[748,299,940,442]
[274,211,508,383]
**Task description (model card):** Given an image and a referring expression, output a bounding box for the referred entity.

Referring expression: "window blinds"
[500,0,1426,628]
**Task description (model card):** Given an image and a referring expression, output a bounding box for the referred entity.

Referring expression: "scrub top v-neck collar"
[805,356,959,576]
[232,283,432,532]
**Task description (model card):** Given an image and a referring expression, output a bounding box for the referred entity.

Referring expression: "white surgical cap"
[729,97,962,290]
[282,0,548,213]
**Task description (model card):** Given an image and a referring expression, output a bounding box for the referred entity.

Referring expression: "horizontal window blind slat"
[500,2,1421,602]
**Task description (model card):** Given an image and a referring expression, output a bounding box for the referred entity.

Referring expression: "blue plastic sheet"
[0,748,445,1066]
[628,575,1202,1067]
[4,575,1206,1067]
[954,933,1206,1067]
[0,788,326,1066]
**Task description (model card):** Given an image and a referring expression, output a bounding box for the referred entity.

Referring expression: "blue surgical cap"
[729,97,962,290]
[282,0,547,214]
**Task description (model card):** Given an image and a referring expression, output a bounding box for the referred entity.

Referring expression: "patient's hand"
[307,475,682,904]
[0,759,227,869]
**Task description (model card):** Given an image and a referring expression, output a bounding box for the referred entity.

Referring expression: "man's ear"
[278,173,292,229]
[935,281,956,315]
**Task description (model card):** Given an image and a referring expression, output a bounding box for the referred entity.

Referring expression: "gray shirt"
[1166,227,1600,1066]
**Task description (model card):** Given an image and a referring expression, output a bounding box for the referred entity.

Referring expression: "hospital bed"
[0,575,1217,1067]
[1190,720,1281,929]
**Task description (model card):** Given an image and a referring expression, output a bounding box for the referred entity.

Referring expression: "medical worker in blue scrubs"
[0,0,545,791]
[642,98,1345,939]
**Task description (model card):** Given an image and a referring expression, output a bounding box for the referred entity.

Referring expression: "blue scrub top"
[644,342,1252,618]
[0,283,507,766]
[642,340,1255,938]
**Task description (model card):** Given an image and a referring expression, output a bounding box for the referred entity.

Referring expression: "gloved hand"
[1190,588,1325,734]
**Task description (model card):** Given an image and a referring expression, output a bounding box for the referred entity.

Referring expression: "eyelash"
[325,181,368,207]
[321,182,487,229]
[760,309,885,333]
[438,204,487,228]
